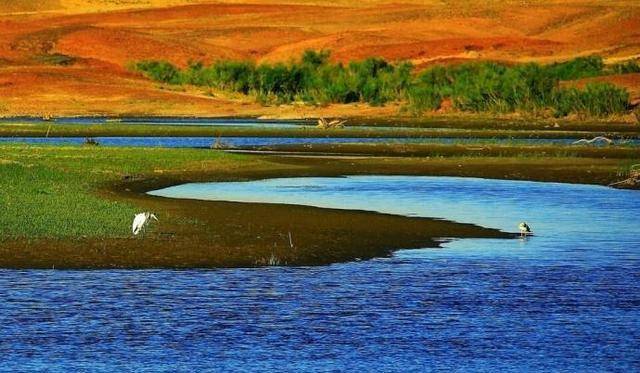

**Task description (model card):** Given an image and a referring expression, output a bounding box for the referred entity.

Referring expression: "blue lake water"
[3,176,640,371]
[0,136,637,147]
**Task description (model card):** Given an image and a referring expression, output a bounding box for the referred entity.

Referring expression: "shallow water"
[1,136,637,147]
[3,176,640,371]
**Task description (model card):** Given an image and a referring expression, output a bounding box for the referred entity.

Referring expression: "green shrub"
[132,52,631,117]
[609,60,640,74]
[134,60,182,84]
[545,55,605,80]
[553,82,629,117]
[579,82,629,116]
[408,61,559,113]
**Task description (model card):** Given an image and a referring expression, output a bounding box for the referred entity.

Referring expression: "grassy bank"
[271,155,639,188]
[233,142,640,159]
[348,115,640,132]
[0,144,515,268]
[134,51,636,118]
[1,122,639,139]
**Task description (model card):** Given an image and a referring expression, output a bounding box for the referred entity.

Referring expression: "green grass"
[0,145,250,239]
[247,142,640,159]
[1,122,639,139]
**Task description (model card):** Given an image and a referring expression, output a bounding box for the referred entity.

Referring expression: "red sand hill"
[1,0,638,117]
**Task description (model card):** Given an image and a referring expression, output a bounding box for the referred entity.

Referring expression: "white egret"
[571,136,613,146]
[518,222,532,237]
[132,212,158,236]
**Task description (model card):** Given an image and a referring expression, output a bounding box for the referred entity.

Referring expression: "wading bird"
[518,222,532,237]
[571,136,613,146]
[132,212,158,236]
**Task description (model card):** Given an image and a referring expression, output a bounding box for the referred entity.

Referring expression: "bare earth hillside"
[1,0,638,117]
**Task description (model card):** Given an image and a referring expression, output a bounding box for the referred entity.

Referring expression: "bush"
[609,60,640,75]
[408,61,559,113]
[545,55,605,80]
[553,82,629,117]
[134,60,181,84]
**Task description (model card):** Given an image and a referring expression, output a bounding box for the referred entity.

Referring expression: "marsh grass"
[0,145,248,239]
[2,122,638,140]
[254,253,284,266]
[248,142,640,159]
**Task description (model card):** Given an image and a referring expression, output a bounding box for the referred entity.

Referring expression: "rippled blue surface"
[4,176,640,371]
[0,136,637,147]
[0,136,404,148]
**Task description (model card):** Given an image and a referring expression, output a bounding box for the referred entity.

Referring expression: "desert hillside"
[1,0,639,116]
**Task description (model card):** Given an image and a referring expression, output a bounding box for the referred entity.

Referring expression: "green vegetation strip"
[348,117,640,132]
[241,143,640,159]
[134,52,636,117]
[1,123,638,139]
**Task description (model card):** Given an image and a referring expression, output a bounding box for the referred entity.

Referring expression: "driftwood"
[211,136,229,149]
[317,117,346,129]
[572,136,613,145]
[609,164,640,187]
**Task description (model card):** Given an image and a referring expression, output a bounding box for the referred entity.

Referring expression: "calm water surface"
[1,136,638,147]
[2,176,639,371]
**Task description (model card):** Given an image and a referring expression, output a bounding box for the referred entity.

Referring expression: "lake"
[1,136,637,148]
[2,176,639,371]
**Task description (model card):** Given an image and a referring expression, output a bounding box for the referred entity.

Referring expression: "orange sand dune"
[0,0,638,117]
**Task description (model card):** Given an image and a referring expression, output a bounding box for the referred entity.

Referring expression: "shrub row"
[133,51,632,117]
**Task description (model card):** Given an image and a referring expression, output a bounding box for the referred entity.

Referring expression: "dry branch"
[572,136,613,145]
[317,117,346,129]
[609,164,640,188]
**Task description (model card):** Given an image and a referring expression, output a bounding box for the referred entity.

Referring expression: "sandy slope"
[0,0,638,117]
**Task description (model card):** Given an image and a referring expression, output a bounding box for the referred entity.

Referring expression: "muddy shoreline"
[1,156,523,269]
[2,152,637,269]
[2,116,640,137]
